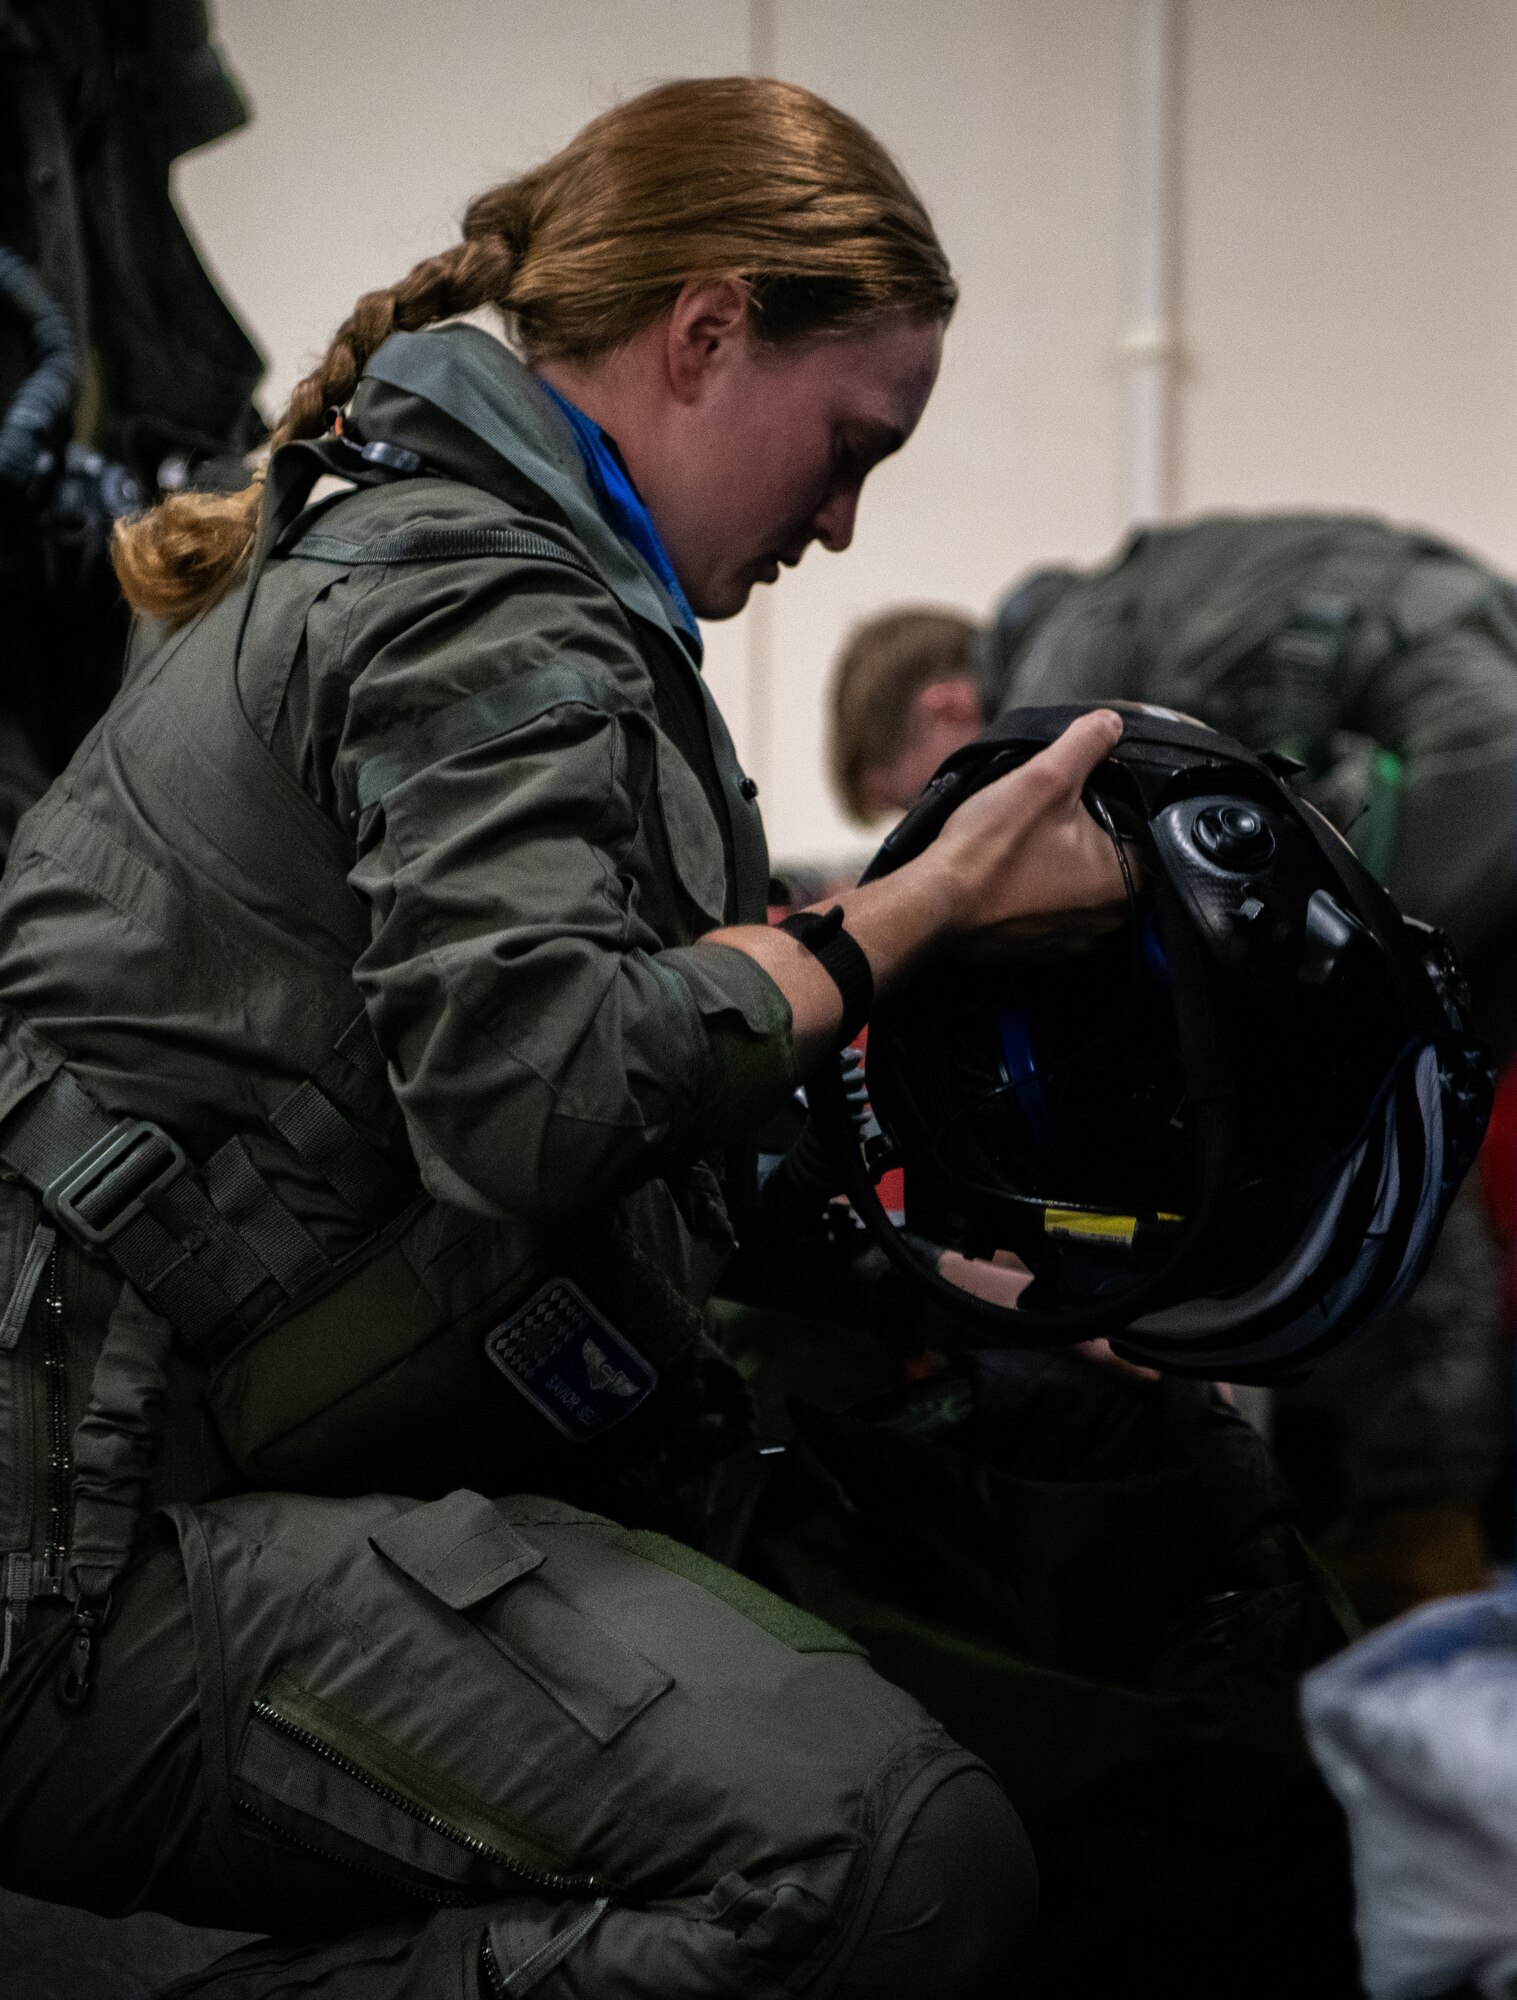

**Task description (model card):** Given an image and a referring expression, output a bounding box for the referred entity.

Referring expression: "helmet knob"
[1193,803,1276,870]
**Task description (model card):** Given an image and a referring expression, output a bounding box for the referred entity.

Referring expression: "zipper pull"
[56,1590,111,1710]
[0,1221,57,1351]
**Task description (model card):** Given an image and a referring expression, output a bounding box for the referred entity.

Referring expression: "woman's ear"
[664,278,753,402]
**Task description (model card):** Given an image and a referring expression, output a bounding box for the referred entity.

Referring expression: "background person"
[828,512,1517,1622]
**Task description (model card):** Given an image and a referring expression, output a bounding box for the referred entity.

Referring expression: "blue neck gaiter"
[536,378,698,639]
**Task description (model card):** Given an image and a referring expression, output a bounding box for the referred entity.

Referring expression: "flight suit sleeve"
[331,554,796,1224]
[1345,572,1517,962]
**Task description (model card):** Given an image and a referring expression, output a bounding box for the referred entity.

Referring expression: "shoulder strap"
[286,521,604,588]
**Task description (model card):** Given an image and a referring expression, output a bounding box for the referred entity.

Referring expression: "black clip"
[56,1590,111,1711]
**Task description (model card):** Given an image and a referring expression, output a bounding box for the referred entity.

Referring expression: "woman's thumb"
[1025,708,1124,798]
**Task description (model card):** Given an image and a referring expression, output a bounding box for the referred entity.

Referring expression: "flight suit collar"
[360,325,703,667]
[338,324,770,926]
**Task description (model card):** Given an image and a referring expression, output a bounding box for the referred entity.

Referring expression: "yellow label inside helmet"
[1042,1208,1185,1246]
[1043,1208,1138,1246]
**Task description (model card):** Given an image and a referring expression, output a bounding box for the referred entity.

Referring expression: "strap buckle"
[42,1119,188,1247]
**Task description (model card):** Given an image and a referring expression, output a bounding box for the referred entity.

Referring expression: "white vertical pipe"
[1122,0,1181,524]
[748,0,777,80]
[744,0,777,794]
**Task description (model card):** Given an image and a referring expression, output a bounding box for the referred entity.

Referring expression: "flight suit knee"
[832,1765,1036,1999]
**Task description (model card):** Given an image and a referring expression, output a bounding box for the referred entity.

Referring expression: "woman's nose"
[813,485,860,553]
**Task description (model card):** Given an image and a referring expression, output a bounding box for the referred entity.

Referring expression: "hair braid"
[114,77,954,626]
[275,232,522,449]
[113,228,524,624]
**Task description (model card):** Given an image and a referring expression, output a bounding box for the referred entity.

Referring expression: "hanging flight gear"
[812,702,1496,1381]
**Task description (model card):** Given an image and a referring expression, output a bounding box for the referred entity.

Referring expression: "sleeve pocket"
[370,1489,544,1607]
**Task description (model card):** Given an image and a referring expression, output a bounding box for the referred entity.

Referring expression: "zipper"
[248,1695,599,1896]
[481,1932,508,1998]
[40,1245,68,1590]
[232,1793,474,1907]
[478,1893,611,1996]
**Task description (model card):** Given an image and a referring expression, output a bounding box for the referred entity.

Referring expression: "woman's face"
[636,303,945,620]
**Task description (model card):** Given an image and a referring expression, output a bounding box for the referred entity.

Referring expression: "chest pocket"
[653,733,730,928]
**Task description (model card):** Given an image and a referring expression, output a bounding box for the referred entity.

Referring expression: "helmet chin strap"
[810,841,1239,1348]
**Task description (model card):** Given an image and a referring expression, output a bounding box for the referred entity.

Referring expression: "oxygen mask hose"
[0,251,79,489]
[758,1046,875,1240]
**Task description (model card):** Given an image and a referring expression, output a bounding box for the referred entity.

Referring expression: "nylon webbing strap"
[334,1009,387,1081]
[0,1072,258,1353]
[204,1136,330,1297]
[287,523,603,587]
[269,1081,411,1225]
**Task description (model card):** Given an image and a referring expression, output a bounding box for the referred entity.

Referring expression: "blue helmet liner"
[810,703,1495,1382]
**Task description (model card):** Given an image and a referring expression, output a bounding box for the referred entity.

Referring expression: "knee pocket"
[168,1490,958,1930]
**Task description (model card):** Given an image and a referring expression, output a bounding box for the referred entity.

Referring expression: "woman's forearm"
[700,865,948,1071]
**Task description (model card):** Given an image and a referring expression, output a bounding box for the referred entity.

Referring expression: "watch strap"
[777,904,874,1045]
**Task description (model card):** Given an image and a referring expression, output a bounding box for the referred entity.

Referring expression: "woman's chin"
[692,573,761,620]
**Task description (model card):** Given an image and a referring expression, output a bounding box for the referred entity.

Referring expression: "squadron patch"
[483,1279,658,1441]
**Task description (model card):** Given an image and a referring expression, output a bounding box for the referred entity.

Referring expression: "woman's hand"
[931,1248,1160,1378]
[702,709,1129,1070]
[918,707,1128,958]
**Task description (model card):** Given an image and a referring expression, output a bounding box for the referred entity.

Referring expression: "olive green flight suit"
[0,326,1030,1995]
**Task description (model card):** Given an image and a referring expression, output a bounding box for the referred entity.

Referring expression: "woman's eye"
[832,437,867,483]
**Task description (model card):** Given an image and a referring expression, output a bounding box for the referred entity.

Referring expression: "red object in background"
[1483,1059,1517,1330]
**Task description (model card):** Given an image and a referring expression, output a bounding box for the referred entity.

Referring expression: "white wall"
[175,0,1517,864]
[1179,0,1517,555]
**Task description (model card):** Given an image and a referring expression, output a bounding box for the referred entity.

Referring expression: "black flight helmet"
[813,703,1495,1381]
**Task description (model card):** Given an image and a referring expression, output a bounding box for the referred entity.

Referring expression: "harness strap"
[203,1136,329,1297]
[0,1071,258,1355]
[0,1059,414,1361]
[334,1009,387,1081]
[287,522,603,585]
[270,1081,412,1226]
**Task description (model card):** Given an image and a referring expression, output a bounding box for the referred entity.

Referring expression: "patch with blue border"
[483,1279,657,1441]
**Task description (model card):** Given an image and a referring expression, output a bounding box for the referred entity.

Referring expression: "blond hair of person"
[114,76,956,626]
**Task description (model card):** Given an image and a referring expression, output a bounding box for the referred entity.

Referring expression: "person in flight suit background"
[0,76,1138,1997]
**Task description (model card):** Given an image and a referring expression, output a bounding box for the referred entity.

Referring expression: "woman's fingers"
[1073,1337,1161,1382]
[1016,707,1124,802]
[920,708,1131,951]
[936,1248,1033,1309]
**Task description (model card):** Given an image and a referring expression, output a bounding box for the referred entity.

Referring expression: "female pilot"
[0,77,1123,1996]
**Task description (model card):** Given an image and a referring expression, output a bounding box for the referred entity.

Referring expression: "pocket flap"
[371,1490,543,1609]
[655,734,728,924]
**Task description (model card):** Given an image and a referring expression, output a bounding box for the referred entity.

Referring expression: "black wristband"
[778,904,874,1045]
